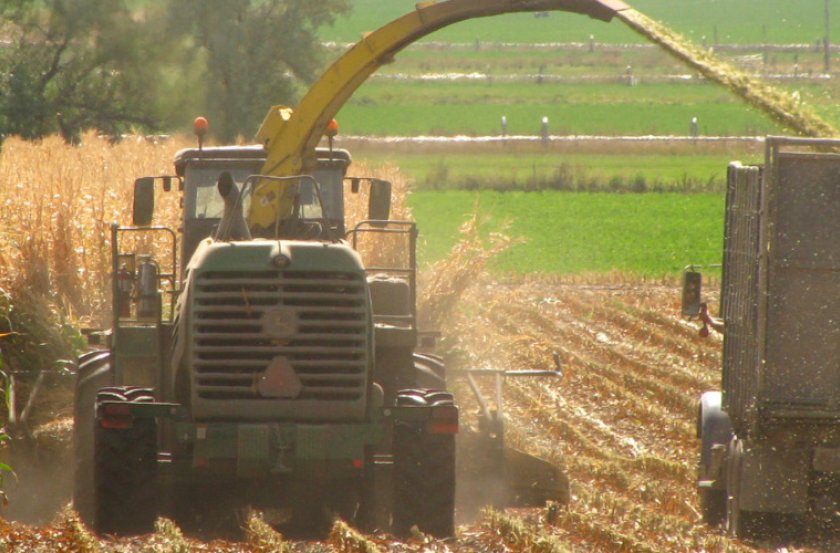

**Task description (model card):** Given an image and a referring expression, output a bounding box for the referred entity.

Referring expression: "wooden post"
[825,0,832,73]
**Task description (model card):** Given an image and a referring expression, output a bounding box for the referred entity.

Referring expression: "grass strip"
[410,190,725,275]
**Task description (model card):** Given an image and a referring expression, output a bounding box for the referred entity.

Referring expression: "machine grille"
[192,270,368,401]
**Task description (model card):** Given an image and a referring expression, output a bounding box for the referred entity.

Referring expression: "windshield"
[184,163,259,219]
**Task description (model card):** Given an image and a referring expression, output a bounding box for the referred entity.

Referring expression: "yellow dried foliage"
[149,518,190,553]
[418,213,523,329]
[328,519,382,553]
[244,511,290,553]
[485,509,572,553]
[0,134,185,324]
[0,135,409,326]
[55,506,99,553]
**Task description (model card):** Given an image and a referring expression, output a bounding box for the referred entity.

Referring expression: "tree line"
[0,0,348,144]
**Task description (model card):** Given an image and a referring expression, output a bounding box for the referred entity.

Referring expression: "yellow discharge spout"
[616,8,838,138]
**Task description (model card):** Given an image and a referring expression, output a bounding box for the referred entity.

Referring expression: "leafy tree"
[0,0,171,142]
[168,0,349,142]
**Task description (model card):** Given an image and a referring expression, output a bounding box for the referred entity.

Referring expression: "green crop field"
[329,0,839,45]
[409,190,724,275]
[324,0,833,277]
[336,79,791,136]
[365,45,827,75]
[358,150,749,192]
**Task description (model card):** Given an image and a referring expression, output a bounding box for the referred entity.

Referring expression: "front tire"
[93,387,157,536]
[392,389,456,538]
[73,350,112,526]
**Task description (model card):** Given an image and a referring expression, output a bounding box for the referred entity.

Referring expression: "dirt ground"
[1,278,829,552]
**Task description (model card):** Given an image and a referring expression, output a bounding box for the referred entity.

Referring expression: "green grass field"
[328,0,839,45]
[363,45,829,77]
[336,79,789,136]
[326,1,827,276]
[358,150,750,192]
[409,190,724,274]
[322,1,840,139]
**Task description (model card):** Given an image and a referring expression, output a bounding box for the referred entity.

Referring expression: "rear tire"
[93,387,157,536]
[412,353,446,389]
[392,389,456,538]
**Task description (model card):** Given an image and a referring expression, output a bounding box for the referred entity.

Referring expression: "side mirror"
[133,177,155,226]
[368,179,392,224]
[681,270,702,316]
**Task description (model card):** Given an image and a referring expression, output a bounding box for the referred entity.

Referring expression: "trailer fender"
[697,391,732,489]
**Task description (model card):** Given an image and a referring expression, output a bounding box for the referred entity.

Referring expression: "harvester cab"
[168,146,358,269]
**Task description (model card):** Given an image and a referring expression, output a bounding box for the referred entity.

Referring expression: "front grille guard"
[191,269,369,401]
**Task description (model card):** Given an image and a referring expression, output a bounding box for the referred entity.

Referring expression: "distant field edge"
[326,41,840,53]
[339,135,765,149]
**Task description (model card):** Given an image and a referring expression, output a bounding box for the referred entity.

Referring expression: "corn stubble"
[439,278,768,552]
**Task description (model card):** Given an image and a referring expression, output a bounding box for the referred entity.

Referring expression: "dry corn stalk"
[244,510,290,553]
[419,211,523,329]
[328,520,382,553]
[56,506,99,553]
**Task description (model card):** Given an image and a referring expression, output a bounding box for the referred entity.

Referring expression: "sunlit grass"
[410,190,724,274]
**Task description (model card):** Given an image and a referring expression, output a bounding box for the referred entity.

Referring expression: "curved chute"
[249,0,628,229]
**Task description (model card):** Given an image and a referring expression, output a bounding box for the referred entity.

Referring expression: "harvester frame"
[72,0,628,538]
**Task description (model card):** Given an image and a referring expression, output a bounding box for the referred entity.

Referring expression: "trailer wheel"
[697,392,731,527]
[392,389,456,538]
[93,387,157,536]
[700,489,727,526]
[726,437,762,540]
[73,351,112,526]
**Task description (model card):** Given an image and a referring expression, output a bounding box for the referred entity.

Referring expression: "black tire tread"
[392,389,456,537]
[412,353,446,389]
[73,351,112,526]
[93,387,157,536]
